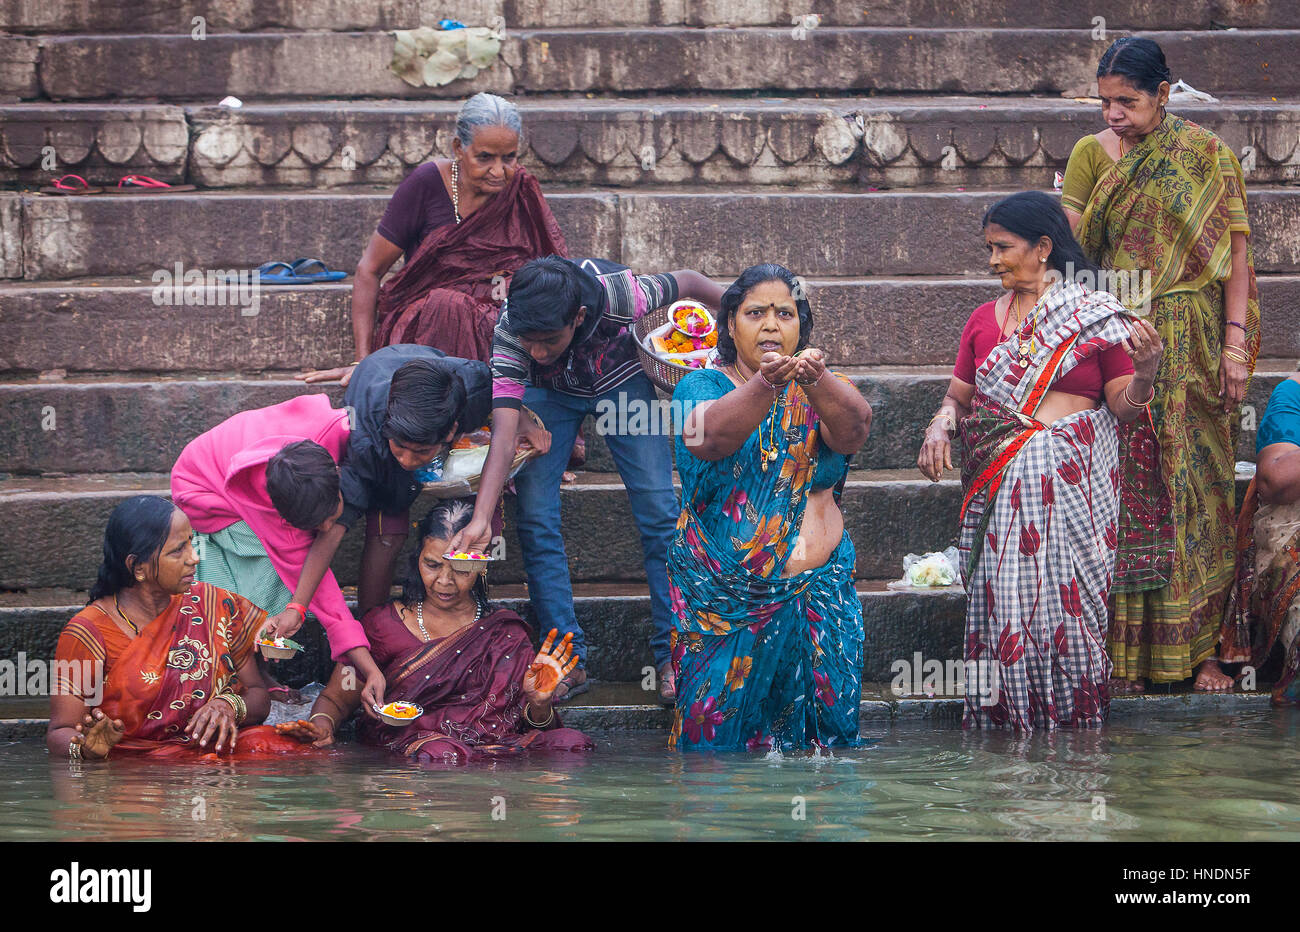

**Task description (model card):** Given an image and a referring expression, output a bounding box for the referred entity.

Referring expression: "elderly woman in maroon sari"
[299,92,568,381]
[278,499,592,764]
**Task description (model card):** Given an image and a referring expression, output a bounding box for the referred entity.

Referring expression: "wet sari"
[958,281,1137,729]
[1074,113,1262,683]
[53,582,307,758]
[355,603,592,765]
[668,368,864,752]
[1221,480,1300,703]
[372,168,568,362]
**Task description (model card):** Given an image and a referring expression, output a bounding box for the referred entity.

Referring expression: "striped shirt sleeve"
[491,309,531,410]
[601,270,679,326]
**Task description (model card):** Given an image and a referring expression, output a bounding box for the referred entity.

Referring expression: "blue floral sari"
[668,368,864,751]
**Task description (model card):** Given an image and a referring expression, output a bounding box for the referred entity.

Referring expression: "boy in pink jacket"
[171,393,385,709]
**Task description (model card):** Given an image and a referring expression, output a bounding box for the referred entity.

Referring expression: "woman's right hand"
[274,717,335,748]
[75,708,125,759]
[759,352,799,388]
[295,364,357,386]
[917,423,953,483]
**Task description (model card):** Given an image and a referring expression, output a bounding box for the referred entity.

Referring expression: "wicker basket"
[634,305,714,394]
[421,405,543,499]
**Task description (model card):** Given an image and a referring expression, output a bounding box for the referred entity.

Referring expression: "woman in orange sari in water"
[47,496,313,761]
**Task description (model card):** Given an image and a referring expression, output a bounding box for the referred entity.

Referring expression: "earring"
[1040,257,1046,263]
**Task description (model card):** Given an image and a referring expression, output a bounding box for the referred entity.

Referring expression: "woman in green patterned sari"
[1062,38,1261,693]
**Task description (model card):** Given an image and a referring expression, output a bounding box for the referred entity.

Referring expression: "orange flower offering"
[671,301,715,338]
[379,701,421,719]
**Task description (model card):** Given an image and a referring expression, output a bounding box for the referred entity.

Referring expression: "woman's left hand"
[794,348,826,387]
[185,698,238,753]
[1121,318,1163,382]
[1219,346,1250,413]
[522,628,579,705]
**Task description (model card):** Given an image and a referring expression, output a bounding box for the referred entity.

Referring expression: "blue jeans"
[515,374,677,669]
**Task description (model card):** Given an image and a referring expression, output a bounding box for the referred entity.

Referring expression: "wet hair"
[381,360,467,447]
[1096,37,1172,96]
[88,495,178,602]
[714,263,814,366]
[455,92,523,148]
[400,499,488,605]
[266,440,340,531]
[982,191,1099,280]
[506,255,586,334]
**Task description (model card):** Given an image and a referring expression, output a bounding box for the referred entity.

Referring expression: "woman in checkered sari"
[918,192,1163,729]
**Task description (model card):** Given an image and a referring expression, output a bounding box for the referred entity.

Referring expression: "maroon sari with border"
[356,602,593,765]
[372,168,568,363]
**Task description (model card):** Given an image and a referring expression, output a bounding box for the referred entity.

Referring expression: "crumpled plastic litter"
[888,547,961,589]
[264,681,324,726]
[390,25,502,87]
[218,95,243,109]
[1167,79,1219,103]
[1236,460,1257,478]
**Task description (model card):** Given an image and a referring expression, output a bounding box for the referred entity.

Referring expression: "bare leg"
[358,532,407,617]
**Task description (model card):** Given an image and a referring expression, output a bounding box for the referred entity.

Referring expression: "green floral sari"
[1075,113,1261,682]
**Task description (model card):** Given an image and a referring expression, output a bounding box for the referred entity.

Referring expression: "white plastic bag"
[888,547,960,589]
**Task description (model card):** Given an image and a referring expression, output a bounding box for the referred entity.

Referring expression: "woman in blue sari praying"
[668,263,873,751]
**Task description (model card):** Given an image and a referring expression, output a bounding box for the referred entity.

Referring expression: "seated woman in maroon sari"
[299,92,568,380]
[47,496,312,761]
[279,499,593,764]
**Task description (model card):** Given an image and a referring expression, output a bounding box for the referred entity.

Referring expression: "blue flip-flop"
[288,257,348,283]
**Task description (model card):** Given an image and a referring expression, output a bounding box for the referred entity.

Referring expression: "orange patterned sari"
[55,582,309,758]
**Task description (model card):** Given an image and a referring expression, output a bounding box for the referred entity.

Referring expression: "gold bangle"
[214,692,246,725]
[309,711,337,731]
[1222,347,1250,364]
[523,703,554,729]
[929,413,954,432]
[1123,383,1154,408]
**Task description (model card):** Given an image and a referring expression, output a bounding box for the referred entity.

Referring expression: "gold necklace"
[732,363,784,470]
[1007,290,1045,367]
[450,160,462,224]
[113,596,141,636]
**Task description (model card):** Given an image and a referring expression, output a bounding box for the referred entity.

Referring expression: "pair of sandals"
[39,173,196,195]
[246,258,348,284]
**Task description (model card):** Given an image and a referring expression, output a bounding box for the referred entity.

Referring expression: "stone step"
[0,366,1289,476]
[5,186,1300,281]
[3,0,1295,33]
[5,275,1299,374]
[7,96,1297,190]
[0,468,1257,594]
[0,468,960,589]
[12,28,1297,103]
[0,580,966,685]
[0,687,1274,741]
